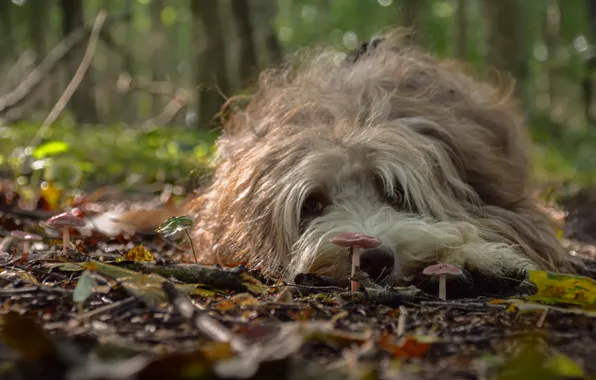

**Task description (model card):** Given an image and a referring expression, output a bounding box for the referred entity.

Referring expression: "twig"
[116,73,178,95]
[396,305,408,337]
[268,283,346,294]
[0,13,130,122]
[339,287,434,307]
[0,284,74,297]
[76,296,137,321]
[141,89,189,129]
[31,10,108,147]
[536,307,549,328]
[0,50,37,94]
[162,281,248,352]
[120,262,259,294]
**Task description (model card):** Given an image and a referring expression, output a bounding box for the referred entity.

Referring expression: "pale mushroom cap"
[46,212,85,228]
[422,263,463,276]
[330,232,382,249]
[10,230,42,241]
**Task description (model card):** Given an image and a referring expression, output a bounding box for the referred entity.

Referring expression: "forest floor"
[1,179,596,380]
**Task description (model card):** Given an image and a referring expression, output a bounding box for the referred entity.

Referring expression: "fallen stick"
[120,262,260,293]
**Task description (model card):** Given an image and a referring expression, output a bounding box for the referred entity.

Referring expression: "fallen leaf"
[215,293,260,311]
[121,245,155,262]
[73,270,98,304]
[526,270,596,306]
[0,268,39,284]
[199,341,234,362]
[83,260,223,309]
[379,332,430,358]
[496,336,585,380]
[239,272,267,295]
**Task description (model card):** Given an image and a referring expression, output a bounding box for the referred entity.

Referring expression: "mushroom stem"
[23,242,30,255]
[62,228,70,254]
[438,273,446,300]
[351,245,361,292]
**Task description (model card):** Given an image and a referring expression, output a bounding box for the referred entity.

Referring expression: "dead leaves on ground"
[1,191,596,379]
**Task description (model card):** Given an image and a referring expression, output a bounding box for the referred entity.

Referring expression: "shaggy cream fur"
[187,29,574,284]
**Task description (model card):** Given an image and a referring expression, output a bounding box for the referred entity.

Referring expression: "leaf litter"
[0,183,596,379]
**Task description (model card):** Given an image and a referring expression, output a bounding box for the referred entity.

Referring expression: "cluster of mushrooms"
[7,211,86,257]
[331,232,462,300]
[8,212,461,300]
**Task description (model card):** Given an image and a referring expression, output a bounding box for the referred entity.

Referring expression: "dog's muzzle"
[360,246,395,282]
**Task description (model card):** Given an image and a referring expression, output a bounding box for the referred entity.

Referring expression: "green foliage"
[0,121,218,192]
[3,0,596,192]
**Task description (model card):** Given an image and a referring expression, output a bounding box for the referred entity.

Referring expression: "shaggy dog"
[186,30,577,288]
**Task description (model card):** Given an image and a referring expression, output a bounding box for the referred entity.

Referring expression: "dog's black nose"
[359,246,395,281]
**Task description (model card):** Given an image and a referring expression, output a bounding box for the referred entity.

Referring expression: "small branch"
[120,262,258,294]
[0,13,130,120]
[75,296,137,321]
[0,50,37,94]
[31,10,108,147]
[339,287,434,307]
[141,89,189,129]
[162,281,248,352]
[116,73,178,95]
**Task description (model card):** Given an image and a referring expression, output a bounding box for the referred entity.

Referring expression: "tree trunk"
[122,0,138,124]
[28,0,51,113]
[231,0,258,87]
[401,0,423,43]
[191,1,230,129]
[251,0,282,67]
[483,0,526,98]
[454,0,467,59]
[584,0,596,124]
[150,0,168,113]
[544,0,560,111]
[0,1,15,72]
[60,0,99,124]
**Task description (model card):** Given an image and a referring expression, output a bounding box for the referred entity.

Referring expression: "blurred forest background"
[1,0,596,203]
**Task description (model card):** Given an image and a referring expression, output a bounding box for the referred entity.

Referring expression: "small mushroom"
[10,230,42,256]
[422,263,463,300]
[45,212,85,255]
[330,232,382,291]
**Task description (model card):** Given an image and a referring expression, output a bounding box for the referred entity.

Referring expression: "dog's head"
[200,31,557,284]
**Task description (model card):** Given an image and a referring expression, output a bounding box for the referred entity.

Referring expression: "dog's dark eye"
[384,192,403,207]
[303,197,324,214]
[301,193,328,217]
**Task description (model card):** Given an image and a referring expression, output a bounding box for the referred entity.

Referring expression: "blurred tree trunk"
[585,0,596,124]
[123,0,137,123]
[231,0,258,87]
[454,0,467,59]
[544,0,560,112]
[0,2,15,71]
[151,0,168,113]
[483,0,526,97]
[28,0,52,112]
[61,0,99,124]
[252,0,282,66]
[401,0,423,42]
[191,1,230,129]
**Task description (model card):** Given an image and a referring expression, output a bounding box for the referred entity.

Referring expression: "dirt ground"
[0,184,595,380]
